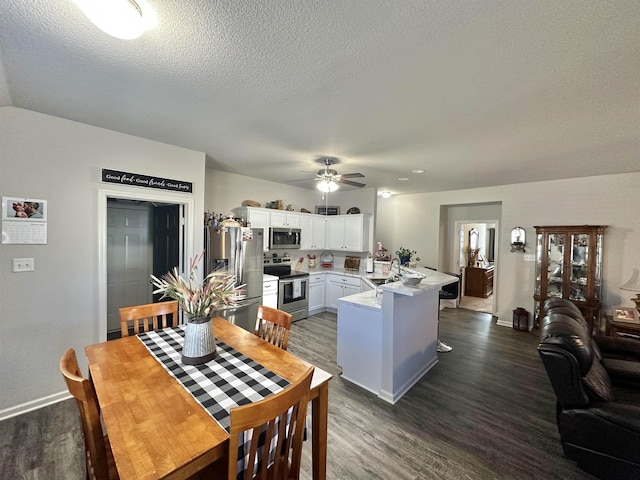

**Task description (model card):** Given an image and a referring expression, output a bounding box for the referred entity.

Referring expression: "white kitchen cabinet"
[237,207,270,251]
[269,211,301,228]
[300,214,326,250]
[326,274,361,310]
[262,275,278,309]
[308,274,326,315]
[326,214,370,252]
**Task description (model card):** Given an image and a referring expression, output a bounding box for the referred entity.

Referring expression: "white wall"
[377,173,640,324]
[204,169,377,217]
[0,107,206,418]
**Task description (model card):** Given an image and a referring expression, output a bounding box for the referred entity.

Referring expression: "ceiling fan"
[292,157,366,192]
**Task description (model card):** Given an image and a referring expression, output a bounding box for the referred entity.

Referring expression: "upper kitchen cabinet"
[238,207,270,251]
[269,211,301,228]
[300,214,326,250]
[533,225,606,334]
[326,214,371,252]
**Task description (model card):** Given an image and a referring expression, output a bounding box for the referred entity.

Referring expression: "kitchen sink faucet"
[390,257,401,277]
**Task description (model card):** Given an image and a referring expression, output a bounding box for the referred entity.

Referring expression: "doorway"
[454,221,498,314]
[98,188,196,341]
[106,199,181,336]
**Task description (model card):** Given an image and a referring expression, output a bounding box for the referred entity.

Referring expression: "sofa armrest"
[594,335,640,360]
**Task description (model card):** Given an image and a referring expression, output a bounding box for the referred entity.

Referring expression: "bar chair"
[425,268,461,352]
[227,366,314,480]
[254,305,293,351]
[118,300,179,337]
[59,348,118,480]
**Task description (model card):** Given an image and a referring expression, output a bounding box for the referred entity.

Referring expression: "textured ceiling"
[1,0,639,195]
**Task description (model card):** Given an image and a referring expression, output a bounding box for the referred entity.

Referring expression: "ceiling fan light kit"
[318,179,339,192]
[74,0,153,40]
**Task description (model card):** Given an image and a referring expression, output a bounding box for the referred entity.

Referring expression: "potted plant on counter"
[395,247,417,266]
[150,252,245,365]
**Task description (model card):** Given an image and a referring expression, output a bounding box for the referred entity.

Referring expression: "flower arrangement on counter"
[150,252,245,320]
[395,247,420,265]
[395,247,416,259]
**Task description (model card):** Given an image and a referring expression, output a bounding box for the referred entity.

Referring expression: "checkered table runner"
[137,326,290,431]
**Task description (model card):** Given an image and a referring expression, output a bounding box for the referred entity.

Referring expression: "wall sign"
[101,169,193,193]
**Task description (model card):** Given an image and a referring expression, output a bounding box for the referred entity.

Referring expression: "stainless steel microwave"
[269,227,301,249]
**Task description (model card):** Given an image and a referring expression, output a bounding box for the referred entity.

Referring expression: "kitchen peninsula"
[337,268,458,404]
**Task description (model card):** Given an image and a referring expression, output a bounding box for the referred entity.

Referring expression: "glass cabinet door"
[547,233,565,298]
[569,233,589,302]
[594,233,603,302]
[535,233,543,297]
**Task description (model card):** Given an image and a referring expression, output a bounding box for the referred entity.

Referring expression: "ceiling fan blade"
[284,177,314,183]
[340,172,365,178]
[339,179,366,188]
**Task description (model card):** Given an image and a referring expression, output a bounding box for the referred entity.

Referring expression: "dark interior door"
[153,204,180,302]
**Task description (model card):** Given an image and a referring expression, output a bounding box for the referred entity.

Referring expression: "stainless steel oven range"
[263,260,309,322]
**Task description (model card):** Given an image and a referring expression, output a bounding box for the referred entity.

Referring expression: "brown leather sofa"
[542,298,640,387]
[538,301,640,479]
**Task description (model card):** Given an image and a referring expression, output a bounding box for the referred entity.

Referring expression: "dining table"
[85,317,332,480]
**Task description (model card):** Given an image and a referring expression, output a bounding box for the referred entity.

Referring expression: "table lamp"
[620,268,640,314]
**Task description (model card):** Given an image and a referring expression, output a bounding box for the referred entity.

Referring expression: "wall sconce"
[381,191,391,199]
[621,268,640,314]
[510,227,526,252]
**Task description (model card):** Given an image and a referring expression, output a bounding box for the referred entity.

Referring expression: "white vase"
[182,316,217,365]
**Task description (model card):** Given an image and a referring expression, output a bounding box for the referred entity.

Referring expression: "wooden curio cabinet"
[533,225,606,333]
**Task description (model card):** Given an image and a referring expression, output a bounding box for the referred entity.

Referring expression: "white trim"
[0,391,71,422]
[453,219,500,317]
[98,188,195,342]
[378,357,438,405]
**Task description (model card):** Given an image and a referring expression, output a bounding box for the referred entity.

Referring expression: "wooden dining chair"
[119,300,179,337]
[227,366,314,480]
[254,305,293,351]
[59,348,118,480]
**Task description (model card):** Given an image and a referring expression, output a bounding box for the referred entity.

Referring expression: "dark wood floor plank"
[0,308,597,480]
[289,308,597,480]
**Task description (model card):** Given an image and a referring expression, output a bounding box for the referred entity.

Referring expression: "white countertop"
[263,274,279,282]
[338,289,380,310]
[337,267,459,306]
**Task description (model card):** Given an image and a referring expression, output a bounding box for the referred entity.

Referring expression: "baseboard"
[0,391,71,422]
[496,318,512,328]
[379,356,439,405]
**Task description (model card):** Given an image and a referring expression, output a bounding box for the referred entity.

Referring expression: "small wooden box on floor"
[465,266,494,298]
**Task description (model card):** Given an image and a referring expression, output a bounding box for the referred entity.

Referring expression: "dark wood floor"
[0,308,596,480]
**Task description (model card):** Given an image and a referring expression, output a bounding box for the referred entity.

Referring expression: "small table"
[605,314,640,338]
[86,317,332,480]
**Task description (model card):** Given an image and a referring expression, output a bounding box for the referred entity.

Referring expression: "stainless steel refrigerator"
[204,226,263,332]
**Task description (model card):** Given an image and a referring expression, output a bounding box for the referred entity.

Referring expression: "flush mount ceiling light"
[317,179,339,193]
[411,169,425,174]
[74,0,154,39]
[398,177,409,181]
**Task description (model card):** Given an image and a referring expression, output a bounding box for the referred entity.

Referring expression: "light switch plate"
[13,258,34,272]
[523,254,535,262]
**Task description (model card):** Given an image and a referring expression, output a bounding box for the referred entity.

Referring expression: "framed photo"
[315,205,340,215]
[612,306,639,324]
